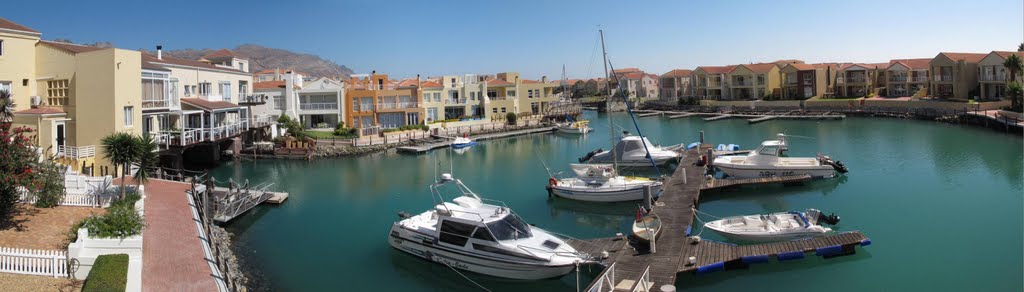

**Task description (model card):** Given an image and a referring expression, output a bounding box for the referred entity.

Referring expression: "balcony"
[909,76,929,82]
[141,98,177,109]
[445,98,467,105]
[237,94,268,105]
[299,102,339,111]
[845,76,867,83]
[889,76,907,83]
[980,74,1007,82]
[248,114,274,128]
[159,121,249,147]
[56,145,96,159]
[377,102,419,110]
[934,74,953,82]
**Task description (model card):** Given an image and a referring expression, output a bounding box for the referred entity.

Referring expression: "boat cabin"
[612,135,657,158]
[418,196,564,261]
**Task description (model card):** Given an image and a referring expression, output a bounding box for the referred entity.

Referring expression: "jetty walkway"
[396,126,556,153]
[568,147,871,291]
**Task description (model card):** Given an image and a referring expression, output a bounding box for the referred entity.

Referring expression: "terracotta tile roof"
[773,59,804,65]
[661,69,693,78]
[521,79,541,84]
[486,78,513,86]
[0,17,39,34]
[420,81,443,88]
[397,79,419,87]
[143,54,247,74]
[740,63,778,73]
[201,49,246,60]
[619,73,645,80]
[697,65,736,74]
[554,79,583,85]
[255,68,305,75]
[840,63,887,71]
[787,63,816,71]
[180,98,241,111]
[254,81,286,89]
[612,68,642,74]
[14,107,65,115]
[993,51,1024,59]
[938,52,987,63]
[888,58,931,70]
[38,41,106,54]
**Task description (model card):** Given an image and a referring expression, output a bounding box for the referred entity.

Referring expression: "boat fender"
[727,144,739,151]
[815,245,845,257]
[741,255,770,264]
[686,256,697,266]
[685,226,692,236]
[689,235,701,245]
[716,144,727,151]
[859,239,872,246]
[696,262,725,274]
[777,251,805,261]
[548,177,558,187]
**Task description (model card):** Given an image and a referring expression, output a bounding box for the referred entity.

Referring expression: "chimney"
[156,45,163,60]
[542,76,548,83]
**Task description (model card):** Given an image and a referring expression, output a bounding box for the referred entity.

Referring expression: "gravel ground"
[0,204,105,249]
[0,273,83,292]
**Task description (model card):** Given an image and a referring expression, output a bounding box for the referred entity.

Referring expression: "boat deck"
[701,174,813,190]
[566,146,870,291]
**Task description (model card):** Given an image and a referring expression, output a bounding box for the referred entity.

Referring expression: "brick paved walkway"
[140,179,218,292]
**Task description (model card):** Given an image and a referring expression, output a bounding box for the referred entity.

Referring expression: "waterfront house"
[0,18,39,112]
[415,79,445,123]
[439,75,488,120]
[254,68,309,82]
[928,52,986,100]
[344,72,424,135]
[692,65,735,100]
[484,73,519,117]
[255,73,345,129]
[612,68,659,99]
[779,63,840,100]
[978,51,1024,101]
[885,59,931,98]
[728,63,780,100]
[519,76,559,115]
[659,69,693,101]
[836,63,887,97]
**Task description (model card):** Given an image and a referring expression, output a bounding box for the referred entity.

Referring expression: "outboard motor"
[578,148,603,163]
[819,155,849,173]
[816,212,840,225]
[397,211,412,219]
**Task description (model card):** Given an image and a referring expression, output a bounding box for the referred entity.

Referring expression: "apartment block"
[885,59,930,97]
[254,72,344,129]
[0,18,39,111]
[928,52,986,99]
[345,73,424,135]
[978,51,1024,101]
[659,69,693,101]
[836,63,887,97]
[728,63,780,100]
[692,65,735,100]
[779,63,840,100]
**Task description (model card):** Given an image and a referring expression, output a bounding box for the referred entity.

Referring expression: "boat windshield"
[758,145,779,156]
[486,213,533,240]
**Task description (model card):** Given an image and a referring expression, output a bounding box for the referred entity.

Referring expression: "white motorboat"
[578,133,683,167]
[556,120,592,134]
[712,137,847,179]
[390,174,591,280]
[451,136,477,149]
[546,164,663,202]
[704,209,840,242]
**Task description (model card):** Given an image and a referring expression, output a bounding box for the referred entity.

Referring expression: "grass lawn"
[816,96,865,100]
[302,130,340,139]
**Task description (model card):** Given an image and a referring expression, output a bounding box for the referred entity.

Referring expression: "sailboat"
[555,64,592,134]
[546,30,664,202]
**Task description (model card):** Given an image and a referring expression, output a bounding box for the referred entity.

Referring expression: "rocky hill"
[149,44,354,78]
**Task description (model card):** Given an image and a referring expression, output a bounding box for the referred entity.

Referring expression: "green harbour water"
[211,111,1023,291]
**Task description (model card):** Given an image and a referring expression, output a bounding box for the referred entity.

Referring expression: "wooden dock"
[637,112,663,117]
[703,114,732,121]
[747,115,777,124]
[396,126,555,153]
[701,174,812,190]
[570,147,871,291]
[667,113,696,119]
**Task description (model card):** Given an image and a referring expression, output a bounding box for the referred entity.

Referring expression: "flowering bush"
[0,90,65,216]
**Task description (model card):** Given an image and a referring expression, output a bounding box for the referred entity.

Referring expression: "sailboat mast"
[599,29,617,171]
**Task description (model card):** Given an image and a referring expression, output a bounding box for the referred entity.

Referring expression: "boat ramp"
[568,146,871,291]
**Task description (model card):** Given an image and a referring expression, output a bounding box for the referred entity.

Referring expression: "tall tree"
[1004,54,1023,83]
[1018,43,1023,52]
[101,133,138,200]
[132,135,159,191]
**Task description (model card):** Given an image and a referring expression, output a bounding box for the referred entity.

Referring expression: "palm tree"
[132,135,159,191]
[0,90,13,122]
[1018,43,1023,52]
[101,132,138,200]
[1004,54,1024,109]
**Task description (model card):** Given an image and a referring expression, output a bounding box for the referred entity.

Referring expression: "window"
[757,74,765,85]
[0,81,11,94]
[238,81,248,97]
[432,92,441,102]
[759,145,779,156]
[198,82,211,96]
[487,90,497,98]
[508,90,516,97]
[352,98,359,111]
[0,40,4,56]
[220,82,232,102]
[46,79,70,106]
[426,108,438,122]
[123,106,134,127]
[470,92,477,100]
[471,229,495,241]
[492,108,498,114]
[439,220,476,247]
[422,93,429,101]
[274,95,285,110]
[500,107,506,113]
[527,89,534,98]
[484,214,532,240]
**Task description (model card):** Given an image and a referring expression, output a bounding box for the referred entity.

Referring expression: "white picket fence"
[18,169,116,207]
[0,247,69,278]
[19,191,113,207]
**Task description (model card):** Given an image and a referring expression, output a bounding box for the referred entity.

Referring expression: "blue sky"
[6,0,1023,79]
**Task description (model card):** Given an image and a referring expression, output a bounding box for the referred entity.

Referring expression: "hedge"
[83,254,129,292]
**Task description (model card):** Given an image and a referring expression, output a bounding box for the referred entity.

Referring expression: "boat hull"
[550,183,662,202]
[714,164,835,179]
[707,228,830,242]
[586,153,678,167]
[557,127,591,134]
[388,227,575,280]
[451,142,477,149]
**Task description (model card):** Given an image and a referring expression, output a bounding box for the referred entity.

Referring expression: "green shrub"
[83,254,128,292]
[71,191,145,241]
[32,160,67,208]
[505,112,517,125]
[335,122,346,130]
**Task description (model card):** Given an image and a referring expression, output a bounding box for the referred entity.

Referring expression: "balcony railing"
[845,77,867,83]
[249,115,273,128]
[934,75,953,82]
[141,99,172,109]
[377,102,419,110]
[909,76,929,82]
[300,102,339,110]
[889,76,907,83]
[980,74,1007,82]
[732,80,753,86]
[158,121,248,147]
[56,145,96,159]
[445,98,467,104]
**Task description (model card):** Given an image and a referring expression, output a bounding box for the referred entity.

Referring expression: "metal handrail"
[585,262,616,292]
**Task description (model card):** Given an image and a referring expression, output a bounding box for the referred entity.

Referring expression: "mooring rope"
[439,259,492,292]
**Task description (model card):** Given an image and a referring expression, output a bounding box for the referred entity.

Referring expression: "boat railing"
[515,244,582,262]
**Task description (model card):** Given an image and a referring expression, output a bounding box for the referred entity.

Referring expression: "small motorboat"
[578,133,683,167]
[556,120,592,134]
[712,135,847,179]
[631,210,662,242]
[451,136,477,149]
[546,164,663,202]
[390,173,593,280]
[704,209,840,243]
